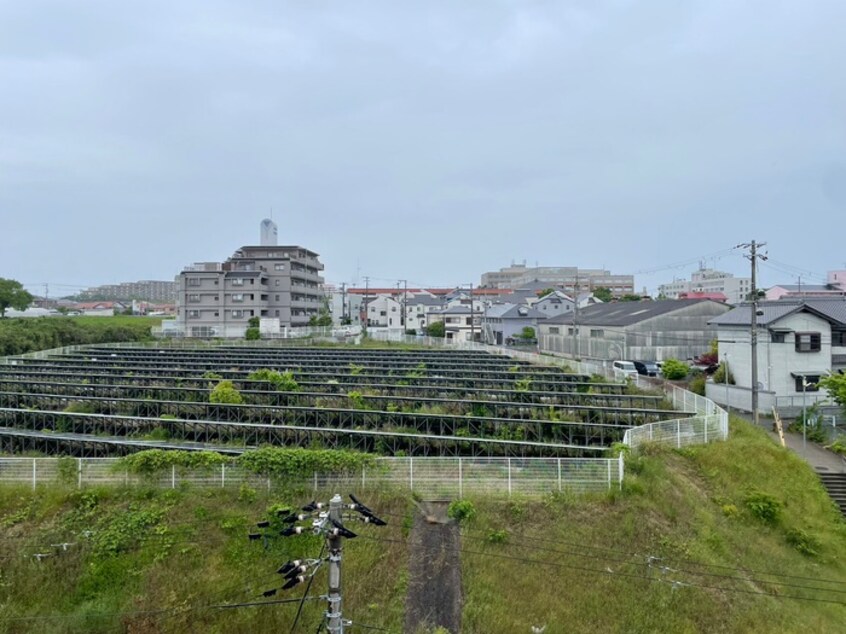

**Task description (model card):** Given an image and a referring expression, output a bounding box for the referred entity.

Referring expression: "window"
[232,310,244,318]
[232,294,244,302]
[795,332,821,353]
[188,294,201,303]
[276,280,281,286]
[549,327,560,334]
[274,263,285,271]
[275,295,280,301]
[188,277,201,287]
[275,310,280,317]
[188,310,200,318]
[771,332,786,343]
[833,331,846,347]
[795,375,820,392]
[232,278,244,286]
[590,329,604,338]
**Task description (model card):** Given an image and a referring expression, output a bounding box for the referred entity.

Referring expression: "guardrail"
[0,456,623,496]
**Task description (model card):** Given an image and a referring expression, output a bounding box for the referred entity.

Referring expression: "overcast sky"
[1,0,844,296]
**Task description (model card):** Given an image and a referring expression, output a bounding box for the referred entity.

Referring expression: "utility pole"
[469,282,475,344]
[363,277,370,335]
[258,494,387,633]
[326,494,344,633]
[339,283,347,325]
[739,241,767,427]
[572,274,580,359]
[402,279,408,333]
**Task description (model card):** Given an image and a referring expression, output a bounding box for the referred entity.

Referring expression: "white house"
[528,291,574,319]
[481,303,546,345]
[364,295,403,328]
[707,299,846,413]
[428,304,482,342]
[404,294,444,333]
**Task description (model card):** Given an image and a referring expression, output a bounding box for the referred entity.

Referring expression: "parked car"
[632,361,659,377]
[612,360,638,377]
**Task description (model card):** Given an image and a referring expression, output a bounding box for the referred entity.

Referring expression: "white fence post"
[677,420,681,449]
[77,459,82,488]
[221,463,226,488]
[171,465,176,489]
[557,458,562,492]
[704,416,708,443]
[32,458,36,491]
[607,460,612,491]
[458,458,463,498]
[618,453,624,490]
[508,458,512,497]
[409,457,414,491]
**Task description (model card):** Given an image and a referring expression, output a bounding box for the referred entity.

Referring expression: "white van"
[612,360,638,378]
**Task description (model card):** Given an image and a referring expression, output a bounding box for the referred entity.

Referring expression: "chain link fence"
[0,456,623,497]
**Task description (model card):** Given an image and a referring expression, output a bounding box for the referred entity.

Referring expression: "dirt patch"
[404,501,462,634]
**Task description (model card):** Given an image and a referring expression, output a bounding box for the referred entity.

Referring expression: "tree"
[309,310,332,327]
[426,321,446,338]
[593,287,613,302]
[820,374,846,415]
[746,289,766,301]
[661,358,689,380]
[245,327,260,340]
[0,278,34,318]
[619,294,643,302]
[520,326,536,340]
[248,316,260,328]
[537,288,556,298]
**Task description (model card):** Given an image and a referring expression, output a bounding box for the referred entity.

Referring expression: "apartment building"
[175,244,324,337]
[480,264,634,296]
[658,268,751,304]
[80,280,176,302]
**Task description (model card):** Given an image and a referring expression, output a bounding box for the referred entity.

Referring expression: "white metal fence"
[0,456,623,497]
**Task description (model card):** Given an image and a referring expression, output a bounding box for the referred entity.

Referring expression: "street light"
[802,376,808,456]
[724,354,730,417]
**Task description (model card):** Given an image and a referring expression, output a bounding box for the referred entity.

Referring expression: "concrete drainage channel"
[405,501,462,634]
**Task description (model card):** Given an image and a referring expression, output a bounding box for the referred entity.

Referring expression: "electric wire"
[372,510,846,588]
[354,533,846,605]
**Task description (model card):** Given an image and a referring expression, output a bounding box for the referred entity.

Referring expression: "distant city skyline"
[2,2,843,297]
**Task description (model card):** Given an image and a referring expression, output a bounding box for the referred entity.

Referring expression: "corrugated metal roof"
[545,299,722,326]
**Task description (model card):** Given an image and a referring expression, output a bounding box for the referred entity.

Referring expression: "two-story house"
[708,299,846,412]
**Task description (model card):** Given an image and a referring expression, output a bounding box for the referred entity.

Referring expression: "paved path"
[772,430,846,473]
[736,411,846,473]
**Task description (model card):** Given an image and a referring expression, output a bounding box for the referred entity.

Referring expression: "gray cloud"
[1,0,843,294]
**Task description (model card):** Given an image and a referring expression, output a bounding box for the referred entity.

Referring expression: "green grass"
[2,417,846,633]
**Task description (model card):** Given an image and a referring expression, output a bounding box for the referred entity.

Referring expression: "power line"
[371,510,846,589]
[354,534,846,606]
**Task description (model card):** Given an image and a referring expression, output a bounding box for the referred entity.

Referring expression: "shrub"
[661,358,689,380]
[245,327,260,340]
[209,380,244,404]
[712,362,735,385]
[248,368,300,392]
[236,446,375,478]
[118,450,228,475]
[514,376,532,392]
[744,490,781,525]
[202,371,223,381]
[689,374,706,396]
[447,499,476,523]
[785,527,820,557]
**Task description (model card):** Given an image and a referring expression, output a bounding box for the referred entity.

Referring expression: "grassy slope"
[2,418,846,633]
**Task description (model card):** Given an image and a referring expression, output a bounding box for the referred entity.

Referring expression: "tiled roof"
[709,299,846,327]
